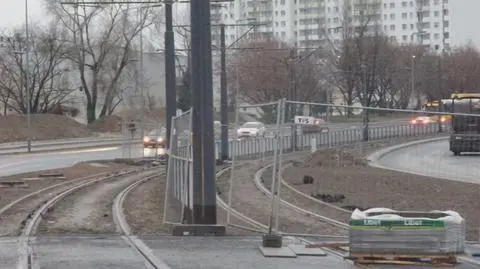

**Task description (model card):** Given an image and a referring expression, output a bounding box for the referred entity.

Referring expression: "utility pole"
[289,48,297,151]
[362,63,369,142]
[165,0,176,150]
[25,0,31,153]
[217,20,267,161]
[220,24,228,161]
[190,0,219,228]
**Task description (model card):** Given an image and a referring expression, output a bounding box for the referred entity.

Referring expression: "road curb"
[367,136,449,169]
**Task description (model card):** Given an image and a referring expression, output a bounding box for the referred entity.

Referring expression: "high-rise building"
[215,0,450,52]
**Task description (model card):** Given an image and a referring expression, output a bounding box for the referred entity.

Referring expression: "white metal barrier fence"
[163,109,193,226]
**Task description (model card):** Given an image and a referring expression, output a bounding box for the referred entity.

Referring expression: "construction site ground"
[282,147,480,241]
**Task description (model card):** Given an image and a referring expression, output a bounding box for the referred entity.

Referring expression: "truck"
[449,93,480,156]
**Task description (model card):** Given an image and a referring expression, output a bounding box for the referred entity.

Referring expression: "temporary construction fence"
[163,109,193,226]
[164,99,480,239]
[221,100,286,231]
[213,101,453,160]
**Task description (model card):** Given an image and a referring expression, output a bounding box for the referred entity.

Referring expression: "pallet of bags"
[348,208,465,258]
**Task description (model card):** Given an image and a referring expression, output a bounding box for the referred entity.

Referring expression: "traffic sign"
[294,116,316,125]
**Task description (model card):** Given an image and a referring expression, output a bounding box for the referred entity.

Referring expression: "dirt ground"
[0,161,135,236]
[123,165,266,236]
[36,170,159,235]
[216,161,348,236]
[0,114,93,143]
[282,148,480,241]
[124,171,169,235]
[0,109,166,143]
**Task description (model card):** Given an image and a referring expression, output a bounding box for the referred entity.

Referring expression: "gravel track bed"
[216,162,347,236]
[0,162,133,237]
[36,170,158,235]
[0,162,128,210]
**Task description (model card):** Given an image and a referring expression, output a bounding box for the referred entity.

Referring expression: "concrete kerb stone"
[367,136,449,169]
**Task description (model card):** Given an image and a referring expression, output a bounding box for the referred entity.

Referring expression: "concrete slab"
[258,246,297,258]
[0,238,18,269]
[288,244,327,256]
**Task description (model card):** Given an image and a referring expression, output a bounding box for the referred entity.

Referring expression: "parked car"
[236,122,266,138]
[143,128,166,148]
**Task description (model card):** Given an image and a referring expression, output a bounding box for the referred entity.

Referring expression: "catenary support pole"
[191,0,217,224]
[220,24,229,161]
[25,0,31,153]
[165,0,176,149]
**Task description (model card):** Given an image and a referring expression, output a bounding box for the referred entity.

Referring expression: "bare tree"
[46,1,158,123]
[0,23,73,115]
[324,0,416,113]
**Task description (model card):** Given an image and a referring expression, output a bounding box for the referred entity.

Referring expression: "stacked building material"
[349,208,465,255]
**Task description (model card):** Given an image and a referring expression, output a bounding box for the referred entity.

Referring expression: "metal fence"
[162,109,193,226]
[216,100,285,230]
[265,101,480,241]
[164,99,480,240]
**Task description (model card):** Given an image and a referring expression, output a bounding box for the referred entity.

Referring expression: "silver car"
[236,122,266,138]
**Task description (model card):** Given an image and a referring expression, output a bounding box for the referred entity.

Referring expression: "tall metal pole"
[25,0,31,153]
[191,0,217,224]
[411,55,415,107]
[289,48,297,151]
[139,10,145,143]
[220,24,229,161]
[165,0,176,149]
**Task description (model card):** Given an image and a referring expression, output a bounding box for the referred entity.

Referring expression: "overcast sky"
[0,0,478,49]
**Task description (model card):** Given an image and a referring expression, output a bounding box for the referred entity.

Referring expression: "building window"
[390,2,395,8]
[402,12,407,19]
[280,0,285,4]
[402,1,407,7]
[434,33,440,39]
[402,35,407,41]
[402,24,407,30]
[281,10,286,16]
[390,13,395,20]
[434,11,439,17]
[390,24,395,30]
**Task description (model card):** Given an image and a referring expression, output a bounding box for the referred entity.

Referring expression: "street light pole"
[25,0,31,153]
[165,0,176,151]
[411,55,415,109]
[220,24,228,161]
[138,9,145,149]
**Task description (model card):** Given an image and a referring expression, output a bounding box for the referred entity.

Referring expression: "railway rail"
[3,156,479,268]
[0,167,153,269]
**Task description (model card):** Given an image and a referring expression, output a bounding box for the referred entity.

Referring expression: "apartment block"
[215,0,450,52]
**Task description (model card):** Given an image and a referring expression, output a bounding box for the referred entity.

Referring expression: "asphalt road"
[0,121,441,177]
[374,138,480,184]
[0,145,165,177]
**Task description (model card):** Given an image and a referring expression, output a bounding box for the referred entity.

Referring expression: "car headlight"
[143,137,149,142]
[157,137,164,142]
